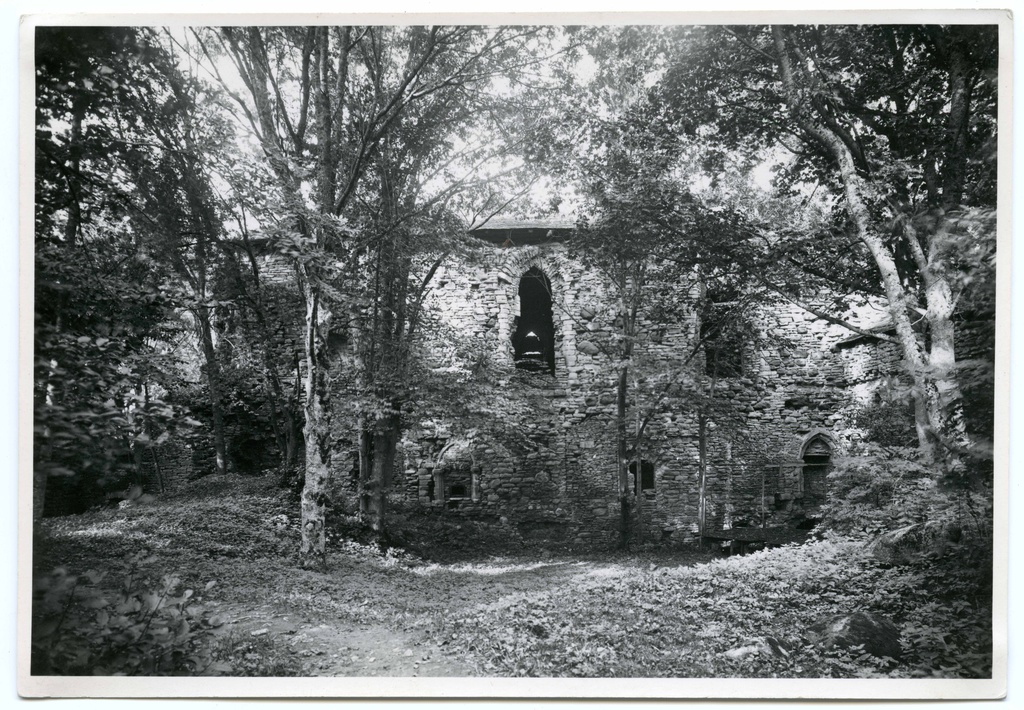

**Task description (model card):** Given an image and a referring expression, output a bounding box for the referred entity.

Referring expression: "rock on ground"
[805,611,902,661]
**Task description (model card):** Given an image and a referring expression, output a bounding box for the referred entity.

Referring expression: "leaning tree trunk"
[837,159,941,462]
[771,25,962,470]
[836,157,967,468]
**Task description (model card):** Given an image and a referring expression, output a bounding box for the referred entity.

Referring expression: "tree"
[34,27,204,517]
[197,25,557,563]
[344,30,554,537]
[116,42,238,479]
[656,24,999,473]
[553,27,767,546]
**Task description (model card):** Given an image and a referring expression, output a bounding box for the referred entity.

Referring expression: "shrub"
[821,446,939,538]
[821,445,991,548]
[31,558,228,676]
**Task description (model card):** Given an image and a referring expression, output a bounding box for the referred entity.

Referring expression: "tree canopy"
[32,21,1000,552]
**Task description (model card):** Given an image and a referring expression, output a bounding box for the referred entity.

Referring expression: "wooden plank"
[701,527,810,544]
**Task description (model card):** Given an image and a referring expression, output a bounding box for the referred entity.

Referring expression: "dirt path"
[211,557,634,676]
[34,498,704,678]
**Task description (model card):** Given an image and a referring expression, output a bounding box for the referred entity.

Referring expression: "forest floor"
[31,474,992,680]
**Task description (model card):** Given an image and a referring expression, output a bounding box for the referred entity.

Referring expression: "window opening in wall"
[512,267,555,374]
[630,459,655,494]
[349,450,360,488]
[801,437,831,506]
[700,285,743,378]
[443,464,472,502]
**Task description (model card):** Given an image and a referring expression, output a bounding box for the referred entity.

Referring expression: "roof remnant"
[469,216,576,246]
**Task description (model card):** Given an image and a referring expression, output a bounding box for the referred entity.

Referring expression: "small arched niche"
[512,267,555,374]
[800,435,832,506]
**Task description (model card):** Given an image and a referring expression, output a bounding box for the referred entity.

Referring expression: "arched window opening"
[801,436,831,506]
[512,267,555,374]
[630,459,655,494]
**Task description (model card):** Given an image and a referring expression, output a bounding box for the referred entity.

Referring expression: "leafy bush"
[814,445,993,679]
[821,447,941,538]
[851,377,917,449]
[31,558,228,676]
[821,445,991,550]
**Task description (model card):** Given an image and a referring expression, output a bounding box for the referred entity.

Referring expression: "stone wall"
[192,230,911,547]
[388,237,904,546]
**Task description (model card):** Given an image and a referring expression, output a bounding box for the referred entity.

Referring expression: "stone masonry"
[390,219,903,546]
[150,218,905,546]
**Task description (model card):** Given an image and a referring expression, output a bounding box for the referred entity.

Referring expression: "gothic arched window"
[512,267,555,374]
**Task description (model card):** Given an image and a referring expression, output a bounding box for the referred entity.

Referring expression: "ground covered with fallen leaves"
[31,475,991,678]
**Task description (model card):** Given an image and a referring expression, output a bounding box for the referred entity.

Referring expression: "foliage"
[31,559,226,676]
[653,25,999,466]
[852,378,918,449]
[169,361,286,477]
[34,223,197,514]
[820,444,992,566]
[33,472,991,679]
[442,538,991,678]
[207,630,307,677]
[822,447,949,538]
[34,26,228,514]
[189,24,573,557]
[382,506,528,562]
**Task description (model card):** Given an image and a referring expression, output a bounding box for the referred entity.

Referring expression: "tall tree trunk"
[697,411,708,549]
[616,363,630,550]
[358,424,372,509]
[177,114,229,478]
[370,415,397,532]
[298,282,334,566]
[836,154,943,465]
[360,412,400,537]
[218,27,358,564]
[36,100,86,520]
[62,102,85,247]
[296,26,347,566]
[614,269,639,550]
[634,385,644,544]
[196,308,228,477]
[34,433,50,522]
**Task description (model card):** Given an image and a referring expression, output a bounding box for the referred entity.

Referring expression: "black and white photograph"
[18,9,1010,700]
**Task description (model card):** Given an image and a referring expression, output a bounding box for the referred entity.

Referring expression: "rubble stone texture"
[388,227,900,546]
[148,223,903,547]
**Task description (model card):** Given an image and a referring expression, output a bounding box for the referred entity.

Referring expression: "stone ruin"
[147,217,905,547]
[382,218,900,547]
